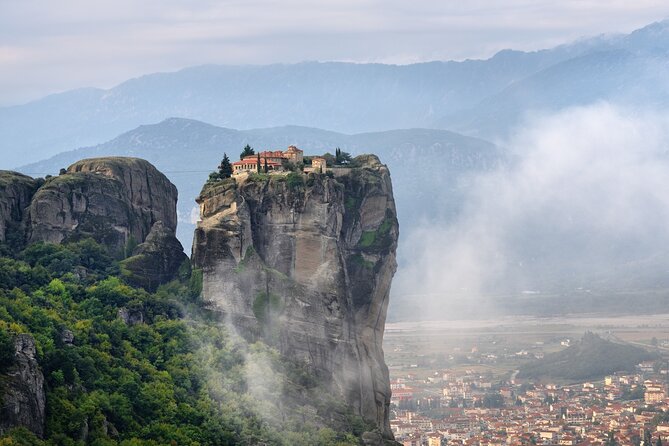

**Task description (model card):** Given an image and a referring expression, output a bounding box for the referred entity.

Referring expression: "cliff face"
[29,157,178,253]
[192,155,399,439]
[0,158,184,289]
[0,158,186,436]
[120,221,188,291]
[0,334,46,437]
[0,172,40,245]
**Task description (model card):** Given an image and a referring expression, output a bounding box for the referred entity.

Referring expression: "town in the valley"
[384,317,669,446]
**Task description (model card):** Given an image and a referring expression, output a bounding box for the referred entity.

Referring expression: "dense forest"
[0,239,369,446]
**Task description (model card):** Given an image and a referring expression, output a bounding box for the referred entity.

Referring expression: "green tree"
[240,144,255,159]
[257,153,262,173]
[264,158,268,174]
[335,148,352,165]
[218,153,233,179]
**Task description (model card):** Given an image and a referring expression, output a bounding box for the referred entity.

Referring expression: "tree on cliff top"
[240,144,255,159]
[218,153,233,178]
[335,148,352,165]
[208,153,233,182]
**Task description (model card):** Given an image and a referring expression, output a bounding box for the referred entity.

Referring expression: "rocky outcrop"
[120,221,188,291]
[28,157,178,254]
[0,157,184,289]
[192,155,399,440]
[0,334,46,437]
[67,157,178,234]
[0,172,40,246]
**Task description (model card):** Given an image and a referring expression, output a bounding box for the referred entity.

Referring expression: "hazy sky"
[393,103,669,318]
[1,0,669,106]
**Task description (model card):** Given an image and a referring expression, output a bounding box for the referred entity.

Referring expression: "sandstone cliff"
[120,221,188,291]
[0,172,40,246]
[0,158,185,290]
[29,157,178,254]
[0,158,186,436]
[191,155,399,440]
[0,334,46,437]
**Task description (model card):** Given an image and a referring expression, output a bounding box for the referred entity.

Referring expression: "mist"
[392,103,669,319]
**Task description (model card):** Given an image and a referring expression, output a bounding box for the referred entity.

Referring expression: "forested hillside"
[0,239,368,445]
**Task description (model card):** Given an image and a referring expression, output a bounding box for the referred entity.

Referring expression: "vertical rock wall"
[0,172,40,245]
[0,334,46,437]
[191,155,399,439]
[28,157,178,253]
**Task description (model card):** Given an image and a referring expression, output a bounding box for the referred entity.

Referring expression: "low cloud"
[393,103,669,319]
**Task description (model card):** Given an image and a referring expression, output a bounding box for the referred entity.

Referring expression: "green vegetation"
[247,172,270,182]
[240,145,255,160]
[358,231,376,248]
[349,254,375,270]
[252,292,282,324]
[357,211,395,251]
[123,236,138,259]
[285,172,304,189]
[43,172,90,187]
[334,148,352,165]
[233,246,256,274]
[519,332,655,381]
[188,267,203,299]
[0,239,365,445]
[207,153,233,182]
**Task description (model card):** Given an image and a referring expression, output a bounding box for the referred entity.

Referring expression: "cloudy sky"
[1,0,669,106]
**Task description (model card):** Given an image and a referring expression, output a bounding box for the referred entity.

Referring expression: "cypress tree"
[219,153,233,178]
[257,153,262,173]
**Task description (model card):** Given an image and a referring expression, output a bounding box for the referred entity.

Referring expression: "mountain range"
[7,19,669,319]
[18,118,502,253]
[3,20,669,169]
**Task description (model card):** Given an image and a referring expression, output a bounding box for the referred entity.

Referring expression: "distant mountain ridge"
[4,19,669,168]
[19,118,502,253]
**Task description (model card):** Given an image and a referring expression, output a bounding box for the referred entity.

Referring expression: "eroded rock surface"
[0,334,46,437]
[121,221,188,291]
[28,157,178,254]
[192,155,399,439]
[0,171,40,246]
[0,158,184,289]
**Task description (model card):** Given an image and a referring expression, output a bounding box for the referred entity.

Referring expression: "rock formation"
[191,155,399,440]
[29,157,178,254]
[120,221,188,291]
[0,157,184,290]
[0,157,187,437]
[0,334,46,437]
[0,171,40,246]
